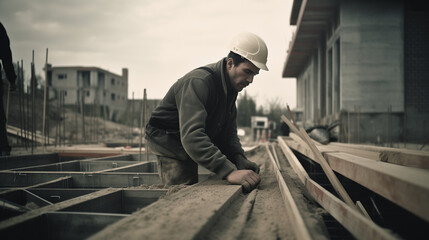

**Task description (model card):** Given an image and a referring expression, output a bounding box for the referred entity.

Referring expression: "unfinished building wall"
[404,0,429,143]
[340,0,404,143]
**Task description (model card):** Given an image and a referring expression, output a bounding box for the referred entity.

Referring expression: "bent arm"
[176,78,236,179]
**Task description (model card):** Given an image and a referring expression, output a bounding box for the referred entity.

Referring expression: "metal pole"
[42,48,48,146]
[81,89,85,143]
[17,61,23,147]
[63,92,66,146]
[357,106,360,144]
[144,89,149,161]
[131,92,134,146]
[31,50,35,154]
[6,78,10,122]
[347,110,350,143]
[139,91,144,161]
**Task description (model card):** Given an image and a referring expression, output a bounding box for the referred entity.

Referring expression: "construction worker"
[0,22,17,156]
[146,32,268,192]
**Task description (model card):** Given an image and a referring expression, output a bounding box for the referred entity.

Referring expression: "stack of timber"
[278,133,429,239]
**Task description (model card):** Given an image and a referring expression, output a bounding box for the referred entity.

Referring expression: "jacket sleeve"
[175,78,236,179]
[223,105,245,162]
[0,23,17,83]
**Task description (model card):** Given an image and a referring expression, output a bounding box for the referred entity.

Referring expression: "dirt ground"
[89,144,329,240]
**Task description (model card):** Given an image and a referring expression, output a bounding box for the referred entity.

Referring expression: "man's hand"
[226,170,261,192]
[235,155,260,174]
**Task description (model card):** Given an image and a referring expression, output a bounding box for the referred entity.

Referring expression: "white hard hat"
[229,32,269,71]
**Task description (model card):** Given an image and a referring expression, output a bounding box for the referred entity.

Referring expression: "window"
[58,74,67,80]
[111,93,115,101]
[111,78,115,85]
[64,91,67,96]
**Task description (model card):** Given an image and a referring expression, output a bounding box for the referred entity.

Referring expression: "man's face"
[227,58,260,92]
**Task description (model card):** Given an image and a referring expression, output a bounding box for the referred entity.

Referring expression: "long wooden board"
[265,144,312,240]
[277,137,399,240]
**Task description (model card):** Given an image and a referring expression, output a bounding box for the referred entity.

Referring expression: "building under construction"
[1,0,428,239]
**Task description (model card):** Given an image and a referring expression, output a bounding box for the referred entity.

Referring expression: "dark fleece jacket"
[147,58,245,178]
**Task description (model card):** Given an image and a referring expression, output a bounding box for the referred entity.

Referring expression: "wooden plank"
[281,115,358,211]
[305,178,399,240]
[265,144,312,240]
[277,140,400,240]
[0,176,73,195]
[0,153,60,170]
[0,188,121,231]
[88,179,242,240]
[330,142,429,169]
[28,189,98,203]
[0,172,161,188]
[277,136,309,185]
[62,191,123,214]
[95,161,156,173]
[325,152,429,222]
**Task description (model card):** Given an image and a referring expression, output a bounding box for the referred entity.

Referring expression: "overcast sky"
[0,0,297,109]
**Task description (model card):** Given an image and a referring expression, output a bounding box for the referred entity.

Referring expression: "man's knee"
[157,156,198,185]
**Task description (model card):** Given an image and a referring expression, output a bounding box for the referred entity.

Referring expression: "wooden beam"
[265,144,312,240]
[277,138,400,240]
[0,172,161,188]
[0,176,73,195]
[330,142,429,169]
[88,179,243,240]
[325,152,429,222]
[0,188,122,231]
[305,178,399,240]
[277,137,309,185]
[281,115,358,211]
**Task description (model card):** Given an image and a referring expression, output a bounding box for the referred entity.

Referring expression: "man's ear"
[226,58,234,70]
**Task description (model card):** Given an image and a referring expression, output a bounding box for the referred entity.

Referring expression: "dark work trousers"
[0,82,11,152]
[146,124,198,185]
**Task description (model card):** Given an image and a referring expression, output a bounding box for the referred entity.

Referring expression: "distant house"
[283,0,428,144]
[46,65,128,121]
